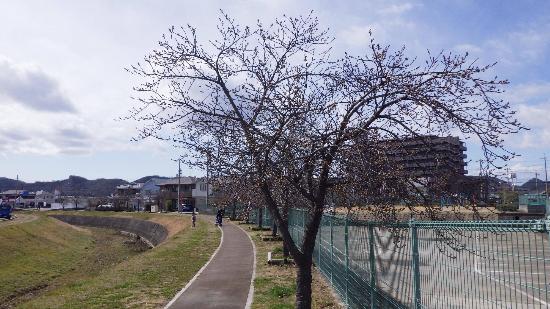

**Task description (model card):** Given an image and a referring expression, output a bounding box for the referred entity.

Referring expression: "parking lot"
[312,221,550,308]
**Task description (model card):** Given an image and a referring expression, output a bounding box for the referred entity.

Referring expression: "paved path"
[166,220,255,309]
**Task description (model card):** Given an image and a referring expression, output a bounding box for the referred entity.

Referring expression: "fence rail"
[250,207,550,308]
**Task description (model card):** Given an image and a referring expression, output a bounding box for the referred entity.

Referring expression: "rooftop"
[158,177,201,186]
[116,183,144,190]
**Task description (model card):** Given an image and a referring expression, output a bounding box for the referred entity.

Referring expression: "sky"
[0,0,549,183]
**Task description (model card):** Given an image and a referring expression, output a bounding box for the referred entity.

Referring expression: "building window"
[200,184,207,191]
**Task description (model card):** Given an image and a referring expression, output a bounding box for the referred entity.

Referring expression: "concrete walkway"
[166,220,255,309]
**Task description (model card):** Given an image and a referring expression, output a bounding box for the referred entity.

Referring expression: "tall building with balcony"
[382,135,468,179]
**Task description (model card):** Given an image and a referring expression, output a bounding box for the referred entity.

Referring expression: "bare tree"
[60,196,69,211]
[126,12,522,308]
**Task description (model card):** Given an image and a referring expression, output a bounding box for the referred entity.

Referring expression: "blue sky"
[0,0,549,183]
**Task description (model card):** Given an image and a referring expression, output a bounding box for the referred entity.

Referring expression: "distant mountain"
[0,175,128,197]
[0,177,25,190]
[133,175,170,183]
[519,178,549,193]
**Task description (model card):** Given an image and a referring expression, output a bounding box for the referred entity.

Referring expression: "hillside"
[133,175,170,183]
[0,176,128,197]
[519,178,550,193]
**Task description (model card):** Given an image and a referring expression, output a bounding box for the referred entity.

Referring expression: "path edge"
[235,223,257,309]
[164,219,224,309]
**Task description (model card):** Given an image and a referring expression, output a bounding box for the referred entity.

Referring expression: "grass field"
[0,211,220,309]
[239,222,342,309]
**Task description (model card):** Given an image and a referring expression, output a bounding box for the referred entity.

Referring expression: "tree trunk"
[283,238,290,260]
[232,202,237,220]
[258,182,324,309]
[272,221,278,237]
[295,259,313,309]
[258,207,263,229]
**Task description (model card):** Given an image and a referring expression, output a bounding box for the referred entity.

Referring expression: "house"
[35,190,55,208]
[0,190,23,205]
[116,183,144,196]
[114,183,143,210]
[112,178,167,211]
[137,178,165,211]
[140,178,164,200]
[1,190,36,207]
[0,189,79,209]
[157,177,212,212]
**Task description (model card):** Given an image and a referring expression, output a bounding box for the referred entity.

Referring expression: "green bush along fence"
[278,208,550,308]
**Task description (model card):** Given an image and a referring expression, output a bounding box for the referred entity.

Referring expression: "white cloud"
[339,20,417,47]
[0,56,76,112]
[340,25,375,46]
[484,24,550,67]
[338,1,420,48]
[379,3,415,15]
[453,43,483,54]
[504,82,550,150]
[506,82,550,104]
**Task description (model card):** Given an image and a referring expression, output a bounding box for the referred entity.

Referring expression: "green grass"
[0,215,96,306]
[242,224,340,309]
[270,285,296,298]
[0,211,220,309]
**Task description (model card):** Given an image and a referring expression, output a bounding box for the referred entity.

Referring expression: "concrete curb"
[235,224,257,309]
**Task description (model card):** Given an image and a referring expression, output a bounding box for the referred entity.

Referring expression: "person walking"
[192,210,197,228]
[216,208,223,227]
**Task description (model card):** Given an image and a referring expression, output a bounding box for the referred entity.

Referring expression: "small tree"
[127,12,522,308]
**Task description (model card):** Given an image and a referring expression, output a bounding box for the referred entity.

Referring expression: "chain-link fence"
[284,208,550,309]
[248,206,273,227]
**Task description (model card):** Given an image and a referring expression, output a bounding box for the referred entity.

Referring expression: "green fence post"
[368,223,377,308]
[345,217,350,306]
[318,219,322,266]
[330,216,334,287]
[410,220,422,309]
[302,210,306,241]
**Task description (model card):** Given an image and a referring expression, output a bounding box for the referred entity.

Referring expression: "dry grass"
[1,211,220,309]
[148,215,190,237]
[0,212,38,227]
[241,222,342,309]
[337,205,502,221]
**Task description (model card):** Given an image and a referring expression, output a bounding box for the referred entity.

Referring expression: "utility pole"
[177,159,181,213]
[478,160,483,177]
[477,159,488,202]
[543,154,548,198]
[205,153,210,212]
[506,167,510,190]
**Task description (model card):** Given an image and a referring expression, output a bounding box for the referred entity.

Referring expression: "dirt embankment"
[148,215,189,237]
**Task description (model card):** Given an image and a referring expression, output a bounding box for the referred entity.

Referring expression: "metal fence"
[284,208,550,309]
[248,206,273,227]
